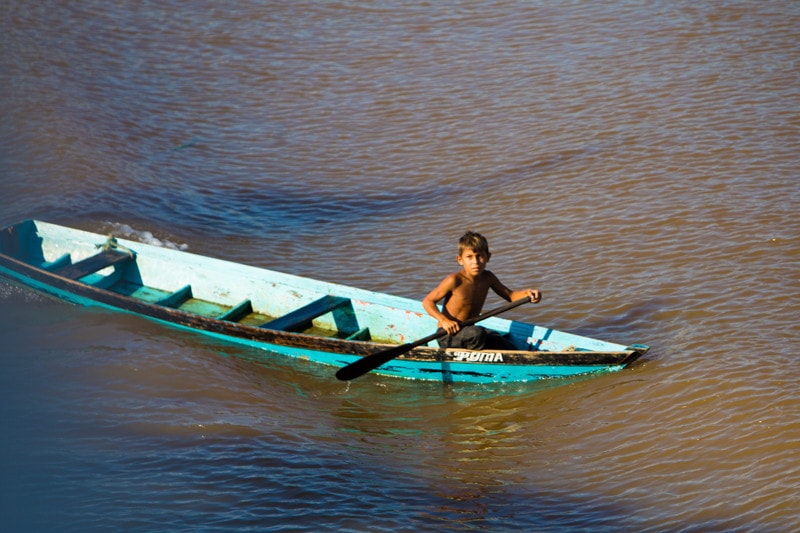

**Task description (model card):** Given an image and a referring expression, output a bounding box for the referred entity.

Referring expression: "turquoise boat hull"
[0,220,648,383]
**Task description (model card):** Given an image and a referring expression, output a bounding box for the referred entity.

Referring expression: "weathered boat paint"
[0,220,649,383]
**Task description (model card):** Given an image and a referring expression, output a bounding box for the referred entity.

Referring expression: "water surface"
[1,1,798,531]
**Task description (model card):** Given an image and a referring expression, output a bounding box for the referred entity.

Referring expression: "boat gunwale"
[0,219,649,378]
[0,250,646,368]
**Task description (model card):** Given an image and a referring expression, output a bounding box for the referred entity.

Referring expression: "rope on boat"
[96,234,136,258]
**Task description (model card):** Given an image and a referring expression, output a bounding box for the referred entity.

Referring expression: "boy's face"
[457,248,490,277]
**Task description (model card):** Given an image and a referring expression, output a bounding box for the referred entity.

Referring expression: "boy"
[422,231,541,350]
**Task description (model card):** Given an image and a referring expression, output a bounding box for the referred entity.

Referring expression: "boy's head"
[458,231,490,258]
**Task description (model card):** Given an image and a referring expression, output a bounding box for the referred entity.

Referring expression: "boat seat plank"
[42,253,72,271]
[345,327,371,341]
[154,285,193,308]
[218,299,253,322]
[52,249,133,280]
[261,295,351,332]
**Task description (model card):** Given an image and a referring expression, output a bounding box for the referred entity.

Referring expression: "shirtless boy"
[422,231,541,350]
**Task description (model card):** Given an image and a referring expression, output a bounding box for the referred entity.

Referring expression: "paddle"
[335,297,531,381]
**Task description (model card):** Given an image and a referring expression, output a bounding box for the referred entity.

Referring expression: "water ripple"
[1,0,799,531]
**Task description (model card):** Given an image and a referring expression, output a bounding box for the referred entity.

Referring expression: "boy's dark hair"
[458,231,490,256]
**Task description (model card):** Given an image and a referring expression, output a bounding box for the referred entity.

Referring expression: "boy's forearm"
[511,288,541,303]
[423,297,461,334]
[423,299,446,323]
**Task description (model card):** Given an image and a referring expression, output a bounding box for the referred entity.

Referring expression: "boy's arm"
[422,276,461,334]
[511,288,541,303]
[489,273,541,303]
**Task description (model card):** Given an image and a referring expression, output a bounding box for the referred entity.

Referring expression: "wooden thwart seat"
[52,249,133,280]
[218,299,253,322]
[42,253,72,271]
[154,285,193,308]
[345,327,371,341]
[261,295,351,332]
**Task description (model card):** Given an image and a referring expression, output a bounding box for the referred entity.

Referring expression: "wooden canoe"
[0,220,649,383]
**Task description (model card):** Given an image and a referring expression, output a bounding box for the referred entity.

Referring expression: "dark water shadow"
[35,177,463,241]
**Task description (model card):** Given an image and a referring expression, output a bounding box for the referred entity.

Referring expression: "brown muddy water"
[1,1,798,531]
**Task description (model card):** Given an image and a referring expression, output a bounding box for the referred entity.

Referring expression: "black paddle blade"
[335,343,414,381]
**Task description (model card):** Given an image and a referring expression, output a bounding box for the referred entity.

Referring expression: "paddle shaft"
[335,297,530,381]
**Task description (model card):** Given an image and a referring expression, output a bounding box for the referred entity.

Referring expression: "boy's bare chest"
[449,277,490,316]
